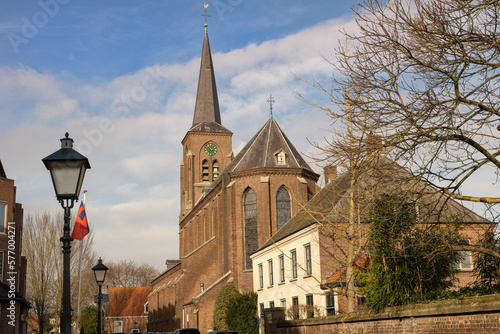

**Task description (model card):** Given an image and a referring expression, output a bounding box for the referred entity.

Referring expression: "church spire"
[192,23,221,128]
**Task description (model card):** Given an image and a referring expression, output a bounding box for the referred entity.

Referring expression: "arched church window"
[212,160,219,180]
[243,188,257,269]
[276,185,291,231]
[202,160,209,181]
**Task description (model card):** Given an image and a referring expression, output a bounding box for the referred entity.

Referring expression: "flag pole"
[74,190,87,334]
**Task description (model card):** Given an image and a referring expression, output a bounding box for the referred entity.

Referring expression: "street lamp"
[92,257,108,334]
[42,132,90,334]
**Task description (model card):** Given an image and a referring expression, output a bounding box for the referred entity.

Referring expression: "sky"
[2,1,495,272]
[0,0,362,271]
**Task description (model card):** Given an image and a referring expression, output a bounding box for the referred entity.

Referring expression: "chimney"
[366,133,382,153]
[324,165,337,184]
[165,259,181,271]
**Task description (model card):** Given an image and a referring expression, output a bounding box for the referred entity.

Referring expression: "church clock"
[204,143,217,156]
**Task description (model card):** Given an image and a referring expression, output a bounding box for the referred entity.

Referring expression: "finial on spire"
[267,94,275,118]
[202,4,211,28]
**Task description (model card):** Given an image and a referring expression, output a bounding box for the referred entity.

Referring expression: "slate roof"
[107,287,150,317]
[190,28,231,134]
[206,117,319,193]
[257,155,490,252]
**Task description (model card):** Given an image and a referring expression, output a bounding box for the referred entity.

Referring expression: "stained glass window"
[276,186,291,231]
[244,188,257,269]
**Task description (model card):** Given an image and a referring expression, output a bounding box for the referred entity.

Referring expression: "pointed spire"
[192,26,221,128]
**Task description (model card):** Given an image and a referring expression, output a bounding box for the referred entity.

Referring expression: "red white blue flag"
[71,201,89,240]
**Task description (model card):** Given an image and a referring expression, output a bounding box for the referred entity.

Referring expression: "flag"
[71,201,89,240]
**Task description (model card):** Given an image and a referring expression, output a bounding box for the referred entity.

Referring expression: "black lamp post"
[42,133,90,334]
[92,257,108,334]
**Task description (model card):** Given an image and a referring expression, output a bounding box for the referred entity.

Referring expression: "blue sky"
[5,0,460,271]
[0,1,495,271]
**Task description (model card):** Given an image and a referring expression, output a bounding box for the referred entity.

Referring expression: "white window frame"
[291,249,297,280]
[258,263,263,289]
[455,239,473,270]
[113,320,123,333]
[304,244,312,276]
[268,259,274,287]
[0,202,6,233]
[279,254,285,283]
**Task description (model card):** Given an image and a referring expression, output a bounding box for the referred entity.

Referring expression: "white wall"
[251,224,338,320]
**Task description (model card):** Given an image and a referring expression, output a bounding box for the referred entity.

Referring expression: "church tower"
[180,25,233,218]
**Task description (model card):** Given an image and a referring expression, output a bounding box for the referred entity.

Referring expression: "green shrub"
[225,292,259,334]
[212,284,241,330]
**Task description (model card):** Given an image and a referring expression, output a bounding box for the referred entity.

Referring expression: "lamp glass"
[47,160,87,200]
[94,269,106,285]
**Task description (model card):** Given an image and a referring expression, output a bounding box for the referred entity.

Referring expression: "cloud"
[1,16,356,271]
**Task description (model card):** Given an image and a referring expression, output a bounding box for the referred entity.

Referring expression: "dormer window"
[276,149,287,166]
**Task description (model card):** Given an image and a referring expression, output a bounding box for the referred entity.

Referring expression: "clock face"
[204,143,217,156]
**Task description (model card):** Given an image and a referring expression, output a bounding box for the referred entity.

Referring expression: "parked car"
[173,329,201,334]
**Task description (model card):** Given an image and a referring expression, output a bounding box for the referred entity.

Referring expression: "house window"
[305,294,314,318]
[258,263,263,289]
[113,321,123,333]
[144,301,148,314]
[304,244,312,275]
[202,160,209,181]
[291,249,297,279]
[0,250,4,280]
[455,239,473,270]
[259,303,264,318]
[279,255,285,283]
[269,301,274,309]
[0,202,6,233]
[291,296,299,319]
[243,188,257,269]
[212,160,219,179]
[276,186,291,231]
[280,298,286,308]
[268,259,274,286]
[326,292,335,316]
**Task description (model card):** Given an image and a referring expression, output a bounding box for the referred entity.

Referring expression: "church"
[147,23,320,333]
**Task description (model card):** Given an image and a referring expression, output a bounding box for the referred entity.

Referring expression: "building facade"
[251,156,494,327]
[147,26,319,333]
[0,160,29,334]
[106,287,150,333]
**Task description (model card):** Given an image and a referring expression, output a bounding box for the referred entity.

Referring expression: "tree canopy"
[323,0,500,204]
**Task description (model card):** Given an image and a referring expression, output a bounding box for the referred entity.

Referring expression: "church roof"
[190,28,231,134]
[227,117,316,173]
[256,155,490,252]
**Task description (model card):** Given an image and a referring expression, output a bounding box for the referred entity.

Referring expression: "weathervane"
[267,94,275,118]
[202,4,211,28]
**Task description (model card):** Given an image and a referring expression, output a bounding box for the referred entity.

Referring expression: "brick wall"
[265,294,500,334]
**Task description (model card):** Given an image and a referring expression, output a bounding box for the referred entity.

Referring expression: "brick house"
[105,286,150,333]
[147,26,320,333]
[0,159,30,334]
[250,155,493,323]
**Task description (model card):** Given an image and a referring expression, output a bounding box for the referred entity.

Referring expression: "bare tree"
[300,0,500,262]
[23,211,97,332]
[333,0,500,204]
[105,259,159,287]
